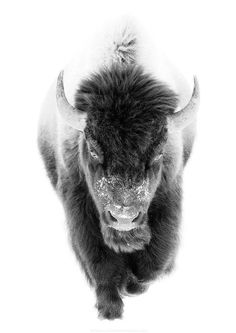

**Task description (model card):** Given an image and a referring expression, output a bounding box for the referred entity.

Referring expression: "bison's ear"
[169,77,200,129]
[56,71,87,132]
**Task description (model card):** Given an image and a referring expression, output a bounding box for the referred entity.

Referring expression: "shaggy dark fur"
[76,65,178,174]
[39,64,183,320]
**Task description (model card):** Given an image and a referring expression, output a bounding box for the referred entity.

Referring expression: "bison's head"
[56,65,199,253]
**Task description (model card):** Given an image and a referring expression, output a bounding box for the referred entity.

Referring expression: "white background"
[1,1,236,332]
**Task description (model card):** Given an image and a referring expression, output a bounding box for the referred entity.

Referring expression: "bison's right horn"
[56,70,87,131]
[169,76,200,129]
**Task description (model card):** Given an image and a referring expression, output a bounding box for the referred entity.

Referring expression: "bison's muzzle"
[104,207,144,231]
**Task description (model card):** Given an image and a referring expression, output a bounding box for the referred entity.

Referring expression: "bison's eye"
[90,150,99,160]
[150,153,163,167]
[153,154,163,163]
[86,138,103,163]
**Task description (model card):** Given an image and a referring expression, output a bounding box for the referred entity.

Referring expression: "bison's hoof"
[126,279,146,295]
[125,275,147,295]
[96,298,123,320]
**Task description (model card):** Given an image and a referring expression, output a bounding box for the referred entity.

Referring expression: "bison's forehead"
[75,64,178,166]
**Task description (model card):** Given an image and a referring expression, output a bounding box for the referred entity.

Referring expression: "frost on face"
[94,176,119,206]
[94,176,151,208]
[135,179,151,202]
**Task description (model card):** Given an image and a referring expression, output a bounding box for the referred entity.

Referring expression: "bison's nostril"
[132,212,141,223]
[108,211,117,222]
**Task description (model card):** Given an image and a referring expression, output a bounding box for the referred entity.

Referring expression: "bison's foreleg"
[70,228,126,319]
[90,254,127,319]
[95,283,124,319]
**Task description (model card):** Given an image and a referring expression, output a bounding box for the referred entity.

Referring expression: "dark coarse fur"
[39,64,183,320]
[76,65,177,174]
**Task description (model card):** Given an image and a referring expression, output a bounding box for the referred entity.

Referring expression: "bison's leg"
[70,230,126,319]
[127,239,177,283]
[124,272,147,295]
[128,252,162,283]
[88,255,126,319]
[65,182,128,319]
[91,254,128,319]
[128,194,180,283]
[95,283,124,319]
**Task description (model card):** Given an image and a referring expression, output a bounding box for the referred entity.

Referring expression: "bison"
[38,23,199,319]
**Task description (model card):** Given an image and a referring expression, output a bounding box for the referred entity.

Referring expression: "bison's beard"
[100,219,151,253]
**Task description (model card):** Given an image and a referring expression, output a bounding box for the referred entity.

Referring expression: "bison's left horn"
[170,76,200,129]
[56,70,87,131]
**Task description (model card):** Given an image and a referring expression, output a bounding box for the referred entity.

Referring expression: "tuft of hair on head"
[113,26,137,65]
[106,20,138,66]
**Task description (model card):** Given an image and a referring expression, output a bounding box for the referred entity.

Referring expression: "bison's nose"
[105,208,143,231]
